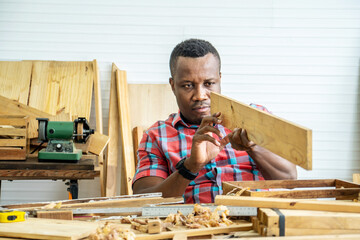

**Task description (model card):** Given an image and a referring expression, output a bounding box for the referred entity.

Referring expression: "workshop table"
[0,155,99,199]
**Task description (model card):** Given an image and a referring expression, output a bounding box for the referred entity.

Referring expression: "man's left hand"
[226,128,256,152]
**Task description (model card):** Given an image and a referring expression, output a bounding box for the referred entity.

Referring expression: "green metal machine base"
[38,149,82,162]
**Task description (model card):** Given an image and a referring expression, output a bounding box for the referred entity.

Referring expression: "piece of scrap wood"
[115,69,135,195]
[105,63,121,197]
[215,195,360,213]
[36,210,73,220]
[87,132,109,156]
[147,219,162,234]
[210,92,312,170]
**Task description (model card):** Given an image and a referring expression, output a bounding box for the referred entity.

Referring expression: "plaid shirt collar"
[172,111,200,129]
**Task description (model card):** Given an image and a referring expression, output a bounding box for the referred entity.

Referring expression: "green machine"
[37,117,94,162]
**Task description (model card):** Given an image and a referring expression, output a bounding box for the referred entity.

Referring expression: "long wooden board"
[215,195,360,213]
[210,92,312,170]
[0,61,33,105]
[0,218,100,240]
[116,69,135,195]
[105,63,121,197]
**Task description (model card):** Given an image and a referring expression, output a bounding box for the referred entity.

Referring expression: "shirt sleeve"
[249,103,272,114]
[132,128,170,185]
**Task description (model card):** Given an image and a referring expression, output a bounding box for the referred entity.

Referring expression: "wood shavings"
[42,201,62,209]
[226,187,250,196]
[164,204,233,229]
[88,222,135,240]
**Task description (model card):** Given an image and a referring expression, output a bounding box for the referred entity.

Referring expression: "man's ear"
[169,77,175,93]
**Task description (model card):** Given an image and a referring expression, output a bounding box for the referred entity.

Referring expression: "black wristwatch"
[175,157,199,180]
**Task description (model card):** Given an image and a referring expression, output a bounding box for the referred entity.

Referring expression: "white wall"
[0,0,359,204]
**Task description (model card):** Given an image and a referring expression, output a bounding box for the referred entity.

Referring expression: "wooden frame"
[223,179,360,200]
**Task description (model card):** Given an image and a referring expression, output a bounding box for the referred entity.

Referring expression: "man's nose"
[193,85,208,101]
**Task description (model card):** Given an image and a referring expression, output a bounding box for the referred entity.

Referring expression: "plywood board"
[28,61,94,120]
[0,61,33,105]
[0,218,99,240]
[128,84,178,130]
[215,195,360,213]
[210,92,312,170]
[116,69,135,195]
[105,63,121,197]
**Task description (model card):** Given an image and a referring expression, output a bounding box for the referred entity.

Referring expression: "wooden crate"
[0,115,28,160]
[223,179,360,200]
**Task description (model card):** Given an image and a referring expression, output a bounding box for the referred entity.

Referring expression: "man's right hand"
[184,112,229,173]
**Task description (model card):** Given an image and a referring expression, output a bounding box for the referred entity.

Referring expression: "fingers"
[193,133,221,146]
[228,128,255,151]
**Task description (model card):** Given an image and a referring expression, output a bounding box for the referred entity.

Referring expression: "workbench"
[0,155,99,199]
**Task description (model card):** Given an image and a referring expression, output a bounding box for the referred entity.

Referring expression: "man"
[133,39,297,203]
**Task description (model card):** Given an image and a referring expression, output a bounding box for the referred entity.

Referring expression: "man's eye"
[183,84,193,89]
[205,82,214,87]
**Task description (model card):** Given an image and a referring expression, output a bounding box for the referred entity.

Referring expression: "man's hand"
[184,112,229,173]
[227,128,256,152]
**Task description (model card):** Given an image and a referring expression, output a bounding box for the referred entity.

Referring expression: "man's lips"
[192,105,210,113]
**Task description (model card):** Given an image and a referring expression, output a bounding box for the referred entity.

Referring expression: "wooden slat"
[28,61,94,120]
[264,227,360,237]
[92,59,103,134]
[0,61,33,105]
[335,179,360,188]
[0,128,26,136]
[211,92,312,170]
[105,63,121,197]
[116,69,135,195]
[0,169,99,180]
[36,210,73,220]
[240,234,360,240]
[128,84,178,130]
[223,179,336,190]
[0,116,27,126]
[0,139,26,147]
[215,195,360,213]
[0,148,26,160]
[353,173,360,184]
[87,132,109,156]
[0,218,100,240]
[132,126,143,167]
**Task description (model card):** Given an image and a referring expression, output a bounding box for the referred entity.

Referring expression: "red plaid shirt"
[133,105,268,203]
[133,104,268,203]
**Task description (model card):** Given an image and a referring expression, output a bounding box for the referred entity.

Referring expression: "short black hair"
[169,38,221,77]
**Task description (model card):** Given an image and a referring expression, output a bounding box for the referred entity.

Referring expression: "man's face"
[169,53,221,124]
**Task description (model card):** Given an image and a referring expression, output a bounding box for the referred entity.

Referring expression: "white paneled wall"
[0,0,359,204]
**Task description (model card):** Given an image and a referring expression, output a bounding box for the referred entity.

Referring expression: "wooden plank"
[335,179,360,188]
[211,92,312,170]
[215,195,360,213]
[135,222,252,240]
[116,69,135,195]
[0,116,27,126]
[28,61,94,120]
[128,84,178,130]
[105,63,121,197]
[37,210,73,220]
[0,148,26,160]
[260,208,360,230]
[223,179,336,190]
[0,61,33,105]
[0,139,26,147]
[87,132,109,156]
[132,126,143,167]
[0,128,26,136]
[264,227,360,237]
[0,218,100,240]
[53,197,183,209]
[0,169,99,180]
[92,59,103,134]
[240,234,360,240]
